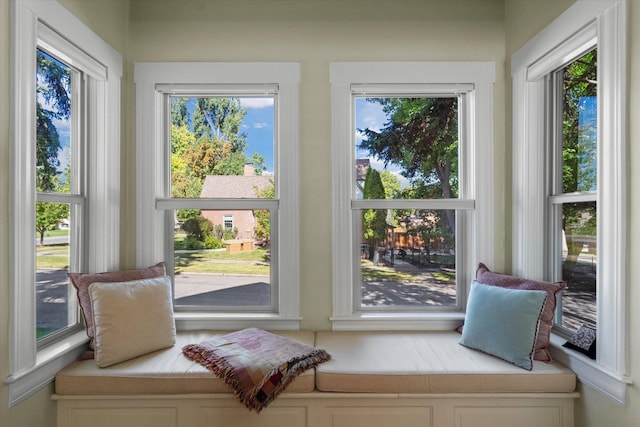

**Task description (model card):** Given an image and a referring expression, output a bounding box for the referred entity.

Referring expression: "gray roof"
[200,175,272,198]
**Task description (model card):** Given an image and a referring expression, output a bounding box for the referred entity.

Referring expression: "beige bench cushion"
[55,331,315,395]
[315,331,576,393]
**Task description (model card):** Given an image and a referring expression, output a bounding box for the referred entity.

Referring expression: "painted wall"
[505,1,640,426]
[128,0,507,331]
[0,2,129,426]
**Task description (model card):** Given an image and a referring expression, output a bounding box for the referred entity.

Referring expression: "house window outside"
[223,215,234,230]
[135,62,300,328]
[331,62,495,329]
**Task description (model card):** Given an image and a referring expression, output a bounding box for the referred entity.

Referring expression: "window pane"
[36,202,72,339]
[359,209,456,308]
[36,49,73,194]
[562,50,597,193]
[355,97,458,200]
[174,210,271,307]
[560,201,596,330]
[170,96,275,200]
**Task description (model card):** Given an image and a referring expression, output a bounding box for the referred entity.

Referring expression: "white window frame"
[511,0,628,404]
[135,62,300,330]
[331,62,495,331]
[8,0,122,406]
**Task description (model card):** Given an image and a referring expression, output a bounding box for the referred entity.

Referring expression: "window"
[135,62,300,329]
[35,47,85,345]
[331,62,495,330]
[511,0,627,403]
[9,0,121,406]
[548,49,598,332]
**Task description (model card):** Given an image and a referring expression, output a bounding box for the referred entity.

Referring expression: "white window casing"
[8,0,122,406]
[511,0,628,404]
[135,62,301,330]
[330,62,495,331]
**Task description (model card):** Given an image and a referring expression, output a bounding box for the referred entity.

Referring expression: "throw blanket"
[182,328,331,412]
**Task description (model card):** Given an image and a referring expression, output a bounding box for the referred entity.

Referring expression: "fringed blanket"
[182,328,331,412]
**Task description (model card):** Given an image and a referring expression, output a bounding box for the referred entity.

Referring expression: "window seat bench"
[54,330,578,427]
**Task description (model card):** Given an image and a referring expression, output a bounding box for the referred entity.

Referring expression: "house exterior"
[200,165,272,240]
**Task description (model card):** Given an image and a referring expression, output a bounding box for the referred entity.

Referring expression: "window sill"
[331,312,465,331]
[549,333,630,405]
[5,331,89,407]
[174,312,302,331]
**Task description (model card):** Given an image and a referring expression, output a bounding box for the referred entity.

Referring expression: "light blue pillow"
[460,280,547,370]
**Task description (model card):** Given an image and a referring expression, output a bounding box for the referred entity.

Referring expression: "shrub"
[204,235,225,249]
[183,236,204,250]
[183,216,213,241]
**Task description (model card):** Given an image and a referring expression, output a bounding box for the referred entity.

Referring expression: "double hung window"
[511,0,627,402]
[135,63,300,329]
[10,0,121,405]
[331,62,495,330]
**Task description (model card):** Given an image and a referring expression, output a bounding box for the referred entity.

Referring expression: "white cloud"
[240,98,274,109]
[253,122,270,129]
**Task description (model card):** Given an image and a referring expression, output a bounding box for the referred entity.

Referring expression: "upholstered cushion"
[460,281,547,370]
[476,263,565,362]
[69,262,166,349]
[90,276,176,367]
[315,331,576,393]
[55,331,317,394]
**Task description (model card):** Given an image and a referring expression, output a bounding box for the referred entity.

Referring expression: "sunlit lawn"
[361,259,415,282]
[36,245,69,269]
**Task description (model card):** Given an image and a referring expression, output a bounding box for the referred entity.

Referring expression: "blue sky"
[355,98,411,189]
[239,98,275,174]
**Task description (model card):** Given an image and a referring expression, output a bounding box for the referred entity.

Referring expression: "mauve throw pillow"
[69,262,166,349]
[476,263,565,362]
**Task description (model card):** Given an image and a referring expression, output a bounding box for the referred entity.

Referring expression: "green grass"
[360,259,416,282]
[44,229,69,238]
[174,260,269,275]
[36,245,69,269]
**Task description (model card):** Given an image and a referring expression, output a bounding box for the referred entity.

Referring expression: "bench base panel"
[54,392,577,427]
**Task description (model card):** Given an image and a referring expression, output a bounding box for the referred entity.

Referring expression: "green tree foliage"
[561,50,598,278]
[193,98,247,152]
[362,168,387,263]
[253,180,275,247]
[35,202,69,245]
[171,98,189,127]
[183,216,214,242]
[359,98,458,235]
[36,50,70,192]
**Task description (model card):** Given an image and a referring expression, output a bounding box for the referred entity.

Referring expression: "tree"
[253,180,275,247]
[36,50,70,191]
[193,98,247,152]
[35,202,69,245]
[561,50,597,278]
[359,98,458,234]
[362,168,387,264]
[171,98,189,127]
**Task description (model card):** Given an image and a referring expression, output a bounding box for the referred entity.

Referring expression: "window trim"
[511,0,628,404]
[8,0,122,406]
[134,62,301,330]
[330,62,495,330]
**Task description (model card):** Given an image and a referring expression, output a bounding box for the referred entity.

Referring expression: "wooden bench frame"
[54,391,578,427]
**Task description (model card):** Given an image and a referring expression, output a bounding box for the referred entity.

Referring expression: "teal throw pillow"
[460,280,547,370]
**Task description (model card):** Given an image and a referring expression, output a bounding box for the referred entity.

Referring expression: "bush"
[183,236,204,250]
[204,236,225,249]
[183,216,213,241]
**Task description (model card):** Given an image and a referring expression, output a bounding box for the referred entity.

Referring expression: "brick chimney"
[243,164,255,176]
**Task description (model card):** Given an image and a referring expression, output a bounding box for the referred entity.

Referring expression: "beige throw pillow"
[89,276,176,368]
[69,262,166,349]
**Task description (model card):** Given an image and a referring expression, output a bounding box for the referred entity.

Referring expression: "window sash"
[331,62,495,329]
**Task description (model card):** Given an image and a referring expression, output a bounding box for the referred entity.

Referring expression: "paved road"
[36,269,271,332]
